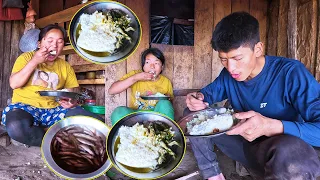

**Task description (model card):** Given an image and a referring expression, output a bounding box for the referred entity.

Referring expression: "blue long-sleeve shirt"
[200,56,320,147]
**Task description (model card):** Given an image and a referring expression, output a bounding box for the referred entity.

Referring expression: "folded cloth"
[2,0,24,8]
[0,0,24,21]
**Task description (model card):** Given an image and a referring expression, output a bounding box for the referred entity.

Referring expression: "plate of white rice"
[106,112,186,179]
[69,1,141,64]
[178,108,239,137]
[140,92,170,100]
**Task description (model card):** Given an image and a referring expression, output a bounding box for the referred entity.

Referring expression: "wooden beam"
[78,79,105,85]
[72,64,106,73]
[68,54,92,66]
[61,45,75,55]
[35,3,87,28]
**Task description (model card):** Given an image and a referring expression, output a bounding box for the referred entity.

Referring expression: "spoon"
[190,94,214,110]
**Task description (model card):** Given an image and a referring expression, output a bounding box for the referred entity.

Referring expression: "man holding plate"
[186,12,320,180]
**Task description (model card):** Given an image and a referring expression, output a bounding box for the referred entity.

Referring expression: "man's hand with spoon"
[186,92,209,111]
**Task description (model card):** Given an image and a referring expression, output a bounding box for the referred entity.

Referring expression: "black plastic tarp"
[150,15,194,46]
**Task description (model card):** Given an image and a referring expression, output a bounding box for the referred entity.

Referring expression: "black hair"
[141,48,165,72]
[38,70,49,81]
[211,12,260,52]
[38,24,67,41]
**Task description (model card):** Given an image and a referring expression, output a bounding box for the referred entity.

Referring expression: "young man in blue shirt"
[186,12,320,180]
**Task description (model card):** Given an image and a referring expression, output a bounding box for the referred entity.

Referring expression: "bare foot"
[208,173,226,180]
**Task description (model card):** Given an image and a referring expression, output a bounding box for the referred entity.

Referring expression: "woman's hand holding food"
[186,92,208,111]
[226,111,284,141]
[31,46,55,64]
[134,72,155,81]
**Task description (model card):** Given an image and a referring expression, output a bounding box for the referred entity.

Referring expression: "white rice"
[49,50,56,55]
[115,123,161,169]
[77,11,125,53]
[147,92,166,97]
[187,110,234,135]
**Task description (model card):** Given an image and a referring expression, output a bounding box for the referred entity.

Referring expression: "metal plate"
[69,1,141,64]
[38,91,81,100]
[41,116,112,179]
[107,111,186,179]
[177,108,239,138]
[140,96,170,100]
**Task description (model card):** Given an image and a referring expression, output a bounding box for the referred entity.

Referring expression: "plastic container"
[83,105,105,115]
[86,71,96,79]
[95,70,105,79]
[85,99,96,106]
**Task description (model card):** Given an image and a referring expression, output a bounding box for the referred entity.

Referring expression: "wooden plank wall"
[317,0,320,81]
[0,21,24,109]
[150,44,194,121]
[267,0,320,81]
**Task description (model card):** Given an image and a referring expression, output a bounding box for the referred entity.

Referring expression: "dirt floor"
[0,137,256,180]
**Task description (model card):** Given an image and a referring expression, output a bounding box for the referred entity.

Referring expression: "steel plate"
[41,116,112,179]
[69,1,141,64]
[140,96,170,100]
[177,108,239,138]
[107,111,186,179]
[38,91,81,100]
